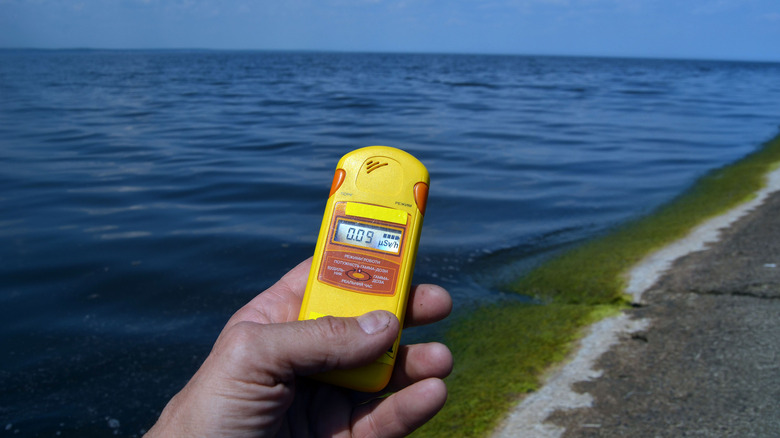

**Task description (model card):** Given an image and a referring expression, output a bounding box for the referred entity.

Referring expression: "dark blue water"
[2,50,780,436]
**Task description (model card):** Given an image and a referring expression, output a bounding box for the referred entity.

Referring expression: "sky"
[1,0,779,62]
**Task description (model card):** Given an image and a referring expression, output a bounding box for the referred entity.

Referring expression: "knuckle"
[215,321,258,362]
[314,315,352,341]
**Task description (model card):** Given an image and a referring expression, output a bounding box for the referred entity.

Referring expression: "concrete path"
[493,169,780,437]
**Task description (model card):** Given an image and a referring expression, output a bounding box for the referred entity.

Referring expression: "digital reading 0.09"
[333,219,403,254]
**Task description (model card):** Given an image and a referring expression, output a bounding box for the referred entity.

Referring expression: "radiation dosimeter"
[298,146,429,392]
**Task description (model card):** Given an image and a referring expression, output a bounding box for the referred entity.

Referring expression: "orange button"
[346,269,371,281]
[413,182,429,216]
[329,168,346,197]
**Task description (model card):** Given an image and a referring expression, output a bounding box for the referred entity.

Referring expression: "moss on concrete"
[415,133,780,437]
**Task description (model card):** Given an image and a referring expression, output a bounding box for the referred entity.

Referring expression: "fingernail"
[357,311,391,335]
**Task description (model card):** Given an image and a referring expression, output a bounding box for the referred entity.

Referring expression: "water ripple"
[2,50,780,436]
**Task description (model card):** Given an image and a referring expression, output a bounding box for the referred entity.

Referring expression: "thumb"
[214,310,400,384]
[279,310,400,376]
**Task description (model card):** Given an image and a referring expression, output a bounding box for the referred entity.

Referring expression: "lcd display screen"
[333,219,404,254]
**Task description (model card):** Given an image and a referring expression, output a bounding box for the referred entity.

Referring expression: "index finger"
[404,283,452,328]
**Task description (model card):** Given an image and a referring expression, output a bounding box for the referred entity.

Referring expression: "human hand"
[145,257,453,437]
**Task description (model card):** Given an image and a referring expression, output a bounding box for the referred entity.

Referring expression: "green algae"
[414,133,780,437]
[414,303,611,437]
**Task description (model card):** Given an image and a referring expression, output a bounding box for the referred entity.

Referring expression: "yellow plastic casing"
[298,146,429,392]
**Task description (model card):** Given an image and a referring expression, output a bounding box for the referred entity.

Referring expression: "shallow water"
[1,50,780,436]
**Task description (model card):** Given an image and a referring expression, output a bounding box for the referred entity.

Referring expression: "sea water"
[1,50,780,436]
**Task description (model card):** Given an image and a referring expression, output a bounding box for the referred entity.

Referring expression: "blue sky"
[1,0,779,61]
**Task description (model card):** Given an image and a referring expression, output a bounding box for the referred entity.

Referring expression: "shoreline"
[492,165,780,437]
[625,165,780,303]
[415,133,780,438]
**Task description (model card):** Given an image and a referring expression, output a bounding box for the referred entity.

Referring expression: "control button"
[413,181,429,216]
[346,268,372,281]
[329,168,346,197]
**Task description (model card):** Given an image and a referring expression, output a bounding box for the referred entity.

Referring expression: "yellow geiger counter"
[298,145,429,392]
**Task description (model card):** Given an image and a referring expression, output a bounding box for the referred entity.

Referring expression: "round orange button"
[346,269,371,281]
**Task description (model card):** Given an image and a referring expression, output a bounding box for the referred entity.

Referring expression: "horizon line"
[1,46,778,64]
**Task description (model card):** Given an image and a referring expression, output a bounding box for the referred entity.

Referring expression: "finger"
[229,257,314,326]
[270,256,313,302]
[385,342,453,392]
[216,310,400,384]
[351,378,448,438]
[348,342,453,404]
[404,284,452,328]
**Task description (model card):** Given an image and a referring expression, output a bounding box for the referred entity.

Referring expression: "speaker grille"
[365,160,389,174]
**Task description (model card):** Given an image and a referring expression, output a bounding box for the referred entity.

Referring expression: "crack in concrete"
[685,287,780,300]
